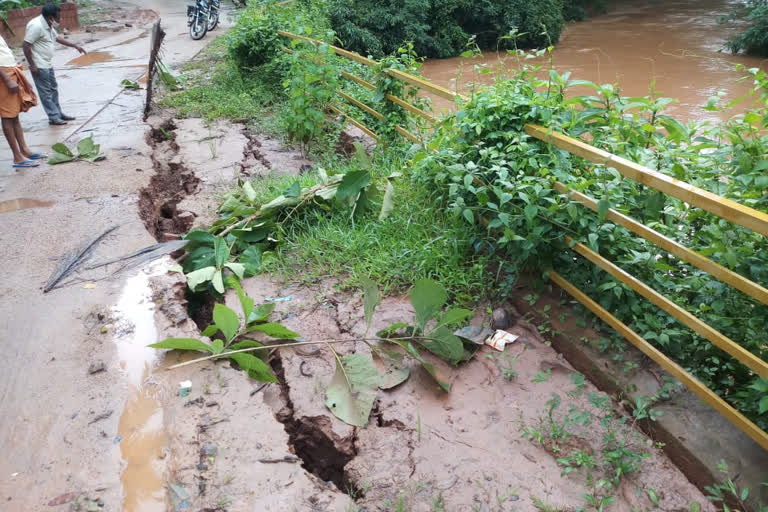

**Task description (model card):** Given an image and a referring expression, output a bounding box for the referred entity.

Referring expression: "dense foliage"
[329,0,569,59]
[413,56,768,430]
[723,0,768,56]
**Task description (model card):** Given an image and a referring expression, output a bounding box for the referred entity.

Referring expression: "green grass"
[160,36,283,126]
[162,29,493,305]
[250,153,493,306]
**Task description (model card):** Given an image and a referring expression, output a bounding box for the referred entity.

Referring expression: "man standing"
[23,3,86,126]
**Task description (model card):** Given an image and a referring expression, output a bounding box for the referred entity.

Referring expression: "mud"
[66,51,117,67]
[0,197,54,213]
[203,276,714,510]
[138,117,200,242]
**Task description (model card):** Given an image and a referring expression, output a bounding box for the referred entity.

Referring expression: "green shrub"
[329,0,567,59]
[724,1,768,56]
[413,54,768,430]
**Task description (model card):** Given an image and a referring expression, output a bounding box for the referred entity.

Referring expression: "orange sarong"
[0,66,37,118]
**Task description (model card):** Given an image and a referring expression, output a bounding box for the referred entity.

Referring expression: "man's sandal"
[12,159,40,168]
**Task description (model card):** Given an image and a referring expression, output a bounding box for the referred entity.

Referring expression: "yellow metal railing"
[277,30,768,451]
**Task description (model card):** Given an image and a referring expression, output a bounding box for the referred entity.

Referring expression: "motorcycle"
[187,0,209,40]
[207,0,221,32]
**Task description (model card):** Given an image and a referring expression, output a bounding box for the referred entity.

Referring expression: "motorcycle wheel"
[189,13,207,40]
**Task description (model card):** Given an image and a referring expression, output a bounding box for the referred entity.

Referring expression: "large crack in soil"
[269,352,362,496]
[138,118,200,242]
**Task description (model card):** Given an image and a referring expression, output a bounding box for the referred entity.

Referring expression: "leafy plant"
[149,279,299,382]
[49,136,106,165]
[152,277,474,427]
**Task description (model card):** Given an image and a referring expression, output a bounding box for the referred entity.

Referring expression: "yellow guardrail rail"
[276,30,768,451]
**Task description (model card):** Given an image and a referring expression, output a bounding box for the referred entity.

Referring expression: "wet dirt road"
[421,0,768,122]
[0,1,232,510]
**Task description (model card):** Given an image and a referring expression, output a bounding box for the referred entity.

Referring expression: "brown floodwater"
[420,0,768,122]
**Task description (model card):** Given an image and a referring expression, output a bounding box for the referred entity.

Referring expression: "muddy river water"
[421,0,768,123]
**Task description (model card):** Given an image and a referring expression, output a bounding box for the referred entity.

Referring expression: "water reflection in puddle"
[0,198,54,214]
[112,261,170,512]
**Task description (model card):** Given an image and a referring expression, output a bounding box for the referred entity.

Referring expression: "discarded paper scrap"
[485,329,519,351]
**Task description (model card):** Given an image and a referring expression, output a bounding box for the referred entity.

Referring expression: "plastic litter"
[179,380,192,397]
[264,296,292,302]
[485,329,519,351]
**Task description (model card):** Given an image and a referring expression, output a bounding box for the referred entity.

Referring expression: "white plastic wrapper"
[485,330,520,351]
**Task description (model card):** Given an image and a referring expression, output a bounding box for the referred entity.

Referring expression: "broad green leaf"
[213,303,240,342]
[77,136,99,158]
[352,142,371,169]
[224,262,245,279]
[229,340,264,351]
[361,276,379,334]
[214,237,230,267]
[184,229,215,243]
[316,183,339,200]
[186,266,216,290]
[228,353,278,382]
[229,278,254,321]
[336,170,371,202]
[242,181,257,202]
[379,179,395,220]
[211,339,224,355]
[435,308,473,330]
[390,339,450,392]
[283,181,301,198]
[754,160,768,172]
[231,226,270,243]
[82,153,105,162]
[248,303,275,324]
[245,322,300,339]
[240,245,264,276]
[52,142,73,157]
[419,326,464,364]
[183,246,215,273]
[149,337,213,353]
[325,353,379,426]
[212,269,225,293]
[759,396,768,415]
[524,204,538,223]
[410,278,447,331]
[260,194,301,213]
[647,488,659,506]
[597,199,610,221]
[201,324,219,337]
[48,152,75,165]
[374,347,410,389]
[376,322,410,338]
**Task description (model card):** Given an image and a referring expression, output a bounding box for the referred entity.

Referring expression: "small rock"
[196,463,208,471]
[125,23,133,27]
[492,308,511,330]
[200,443,217,457]
[88,361,106,374]
[454,325,493,345]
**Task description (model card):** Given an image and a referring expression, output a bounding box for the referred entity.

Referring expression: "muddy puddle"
[420,0,768,122]
[0,198,53,214]
[112,261,170,512]
[67,51,117,67]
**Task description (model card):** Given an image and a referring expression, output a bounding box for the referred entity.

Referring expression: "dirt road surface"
[0,1,232,510]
